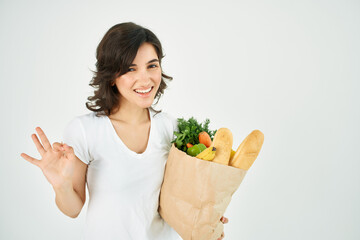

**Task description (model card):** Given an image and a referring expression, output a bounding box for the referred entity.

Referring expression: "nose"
[136,68,152,85]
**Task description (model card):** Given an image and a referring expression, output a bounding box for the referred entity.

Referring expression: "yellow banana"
[196,146,217,161]
[230,149,236,161]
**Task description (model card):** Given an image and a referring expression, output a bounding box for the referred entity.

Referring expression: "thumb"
[52,142,64,152]
[63,143,75,156]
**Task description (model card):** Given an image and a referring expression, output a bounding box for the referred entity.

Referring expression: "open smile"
[133,86,154,97]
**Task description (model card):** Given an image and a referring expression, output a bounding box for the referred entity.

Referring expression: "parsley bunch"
[171,117,217,152]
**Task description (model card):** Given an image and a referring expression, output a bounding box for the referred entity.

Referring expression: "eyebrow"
[129,59,159,67]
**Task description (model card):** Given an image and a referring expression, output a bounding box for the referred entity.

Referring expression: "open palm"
[21,127,77,188]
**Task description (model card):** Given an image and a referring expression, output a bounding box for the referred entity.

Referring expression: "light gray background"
[1,0,359,239]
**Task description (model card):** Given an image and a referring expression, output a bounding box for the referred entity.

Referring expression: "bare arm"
[21,127,87,218]
[52,145,87,218]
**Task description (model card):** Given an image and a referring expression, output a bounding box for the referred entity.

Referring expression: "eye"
[149,64,159,68]
[127,64,159,72]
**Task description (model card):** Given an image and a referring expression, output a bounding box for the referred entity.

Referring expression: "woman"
[21,22,228,240]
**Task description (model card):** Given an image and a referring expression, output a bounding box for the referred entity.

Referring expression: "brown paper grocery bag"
[159,144,247,240]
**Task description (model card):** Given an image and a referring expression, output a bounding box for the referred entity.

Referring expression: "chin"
[137,101,153,109]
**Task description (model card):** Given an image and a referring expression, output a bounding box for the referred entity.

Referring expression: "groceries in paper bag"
[158,117,264,240]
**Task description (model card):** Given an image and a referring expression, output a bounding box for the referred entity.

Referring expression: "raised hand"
[21,127,78,189]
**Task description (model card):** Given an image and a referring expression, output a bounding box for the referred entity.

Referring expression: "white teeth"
[135,87,152,93]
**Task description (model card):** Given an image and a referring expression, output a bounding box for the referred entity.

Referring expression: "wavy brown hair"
[86,22,173,117]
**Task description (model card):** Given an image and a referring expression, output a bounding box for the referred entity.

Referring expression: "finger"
[53,142,64,152]
[63,143,75,157]
[31,134,46,156]
[217,232,224,240]
[35,127,52,151]
[220,216,229,224]
[21,153,41,167]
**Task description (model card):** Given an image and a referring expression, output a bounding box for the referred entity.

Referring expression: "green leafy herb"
[171,117,217,152]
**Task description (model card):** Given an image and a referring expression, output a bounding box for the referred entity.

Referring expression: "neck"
[109,102,150,125]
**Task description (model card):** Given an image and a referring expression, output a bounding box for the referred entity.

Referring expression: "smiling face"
[113,42,162,110]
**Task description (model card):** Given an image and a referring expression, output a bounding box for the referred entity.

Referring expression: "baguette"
[211,128,233,165]
[229,130,264,170]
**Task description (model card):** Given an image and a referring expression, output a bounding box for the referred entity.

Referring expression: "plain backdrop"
[1,0,359,239]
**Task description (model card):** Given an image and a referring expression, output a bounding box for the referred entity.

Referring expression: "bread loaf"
[211,128,233,165]
[229,130,264,170]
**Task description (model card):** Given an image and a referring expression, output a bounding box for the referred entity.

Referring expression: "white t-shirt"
[62,108,181,240]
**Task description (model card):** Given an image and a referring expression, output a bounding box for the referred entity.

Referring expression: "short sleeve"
[165,113,179,139]
[172,116,179,133]
[62,117,91,165]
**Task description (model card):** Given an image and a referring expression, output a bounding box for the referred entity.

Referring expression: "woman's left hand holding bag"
[217,216,229,240]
